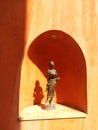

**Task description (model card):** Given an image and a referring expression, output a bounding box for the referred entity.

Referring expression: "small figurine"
[45,61,60,109]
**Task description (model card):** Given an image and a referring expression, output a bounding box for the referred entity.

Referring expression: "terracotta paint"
[28,30,87,112]
[0,0,26,129]
[0,0,98,130]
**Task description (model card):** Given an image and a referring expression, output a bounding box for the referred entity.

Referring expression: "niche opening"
[19,30,87,120]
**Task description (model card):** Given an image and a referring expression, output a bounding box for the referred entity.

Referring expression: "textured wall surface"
[0,0,98,130]
[0,0,26,130]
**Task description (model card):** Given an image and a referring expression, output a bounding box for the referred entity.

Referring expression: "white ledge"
[19,104,87,121]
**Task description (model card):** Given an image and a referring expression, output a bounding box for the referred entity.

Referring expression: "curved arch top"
[28,30,87,112]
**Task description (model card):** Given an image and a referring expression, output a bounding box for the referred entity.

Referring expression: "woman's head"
[49,61,54,68]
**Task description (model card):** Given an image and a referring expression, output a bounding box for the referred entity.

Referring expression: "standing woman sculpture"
[45,61,60,107]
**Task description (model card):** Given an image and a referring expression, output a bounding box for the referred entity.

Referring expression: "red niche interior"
[28,30,87,113]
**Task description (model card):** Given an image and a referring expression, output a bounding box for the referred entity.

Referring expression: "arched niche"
[27,30,87,113]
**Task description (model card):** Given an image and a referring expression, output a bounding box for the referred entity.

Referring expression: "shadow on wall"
[0,0,26,129]
[28,30,87,113]
[33,80,44,105]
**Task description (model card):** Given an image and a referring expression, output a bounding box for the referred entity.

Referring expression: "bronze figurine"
[45,61,60,109]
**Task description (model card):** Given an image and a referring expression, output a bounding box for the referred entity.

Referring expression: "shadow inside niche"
[33,80,44,105]
[28,30,87,113]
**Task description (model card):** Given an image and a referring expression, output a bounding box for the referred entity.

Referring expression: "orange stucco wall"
[0,0,98,130]
[0,0,26,129]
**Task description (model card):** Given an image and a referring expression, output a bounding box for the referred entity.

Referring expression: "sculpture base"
[44,103,56,110]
